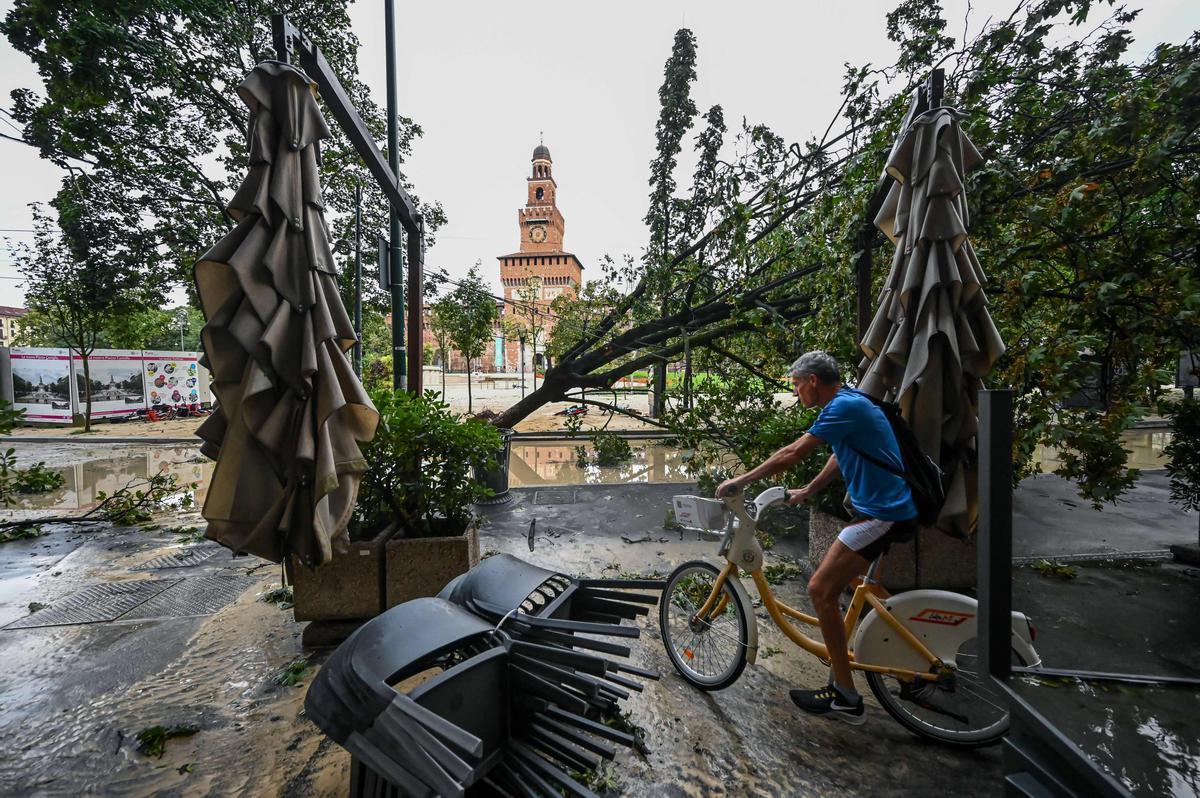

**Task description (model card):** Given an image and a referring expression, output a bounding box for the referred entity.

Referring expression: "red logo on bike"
[910,608,974,626]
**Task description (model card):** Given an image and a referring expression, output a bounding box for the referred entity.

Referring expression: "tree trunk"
[683,335,692,411]
[519,340,526,398]
[441,350,446,397]
[467,366,473,413]
[494,377,568,429]
[81,353,92,433]
[652,362,667,418]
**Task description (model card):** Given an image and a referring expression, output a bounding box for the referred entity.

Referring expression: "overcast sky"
[2,0,1198,308]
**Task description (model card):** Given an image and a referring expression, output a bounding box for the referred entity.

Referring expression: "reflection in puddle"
[513,429,1175,488]
[1036,430,1172,473]
[8,447,211,512]
[0,429,1176,506]
[509,440,694,487]
[1015,676,1200,797]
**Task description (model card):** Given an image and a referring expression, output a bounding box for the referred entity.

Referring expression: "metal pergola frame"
[271,10,423,394]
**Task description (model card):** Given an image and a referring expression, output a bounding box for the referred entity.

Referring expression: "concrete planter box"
[807,508,977,591]
[289,517,482,625]
[385,520,480,608]
[289,522,399,622]
[807,508,845,573]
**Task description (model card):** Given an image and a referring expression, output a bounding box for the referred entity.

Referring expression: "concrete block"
[288,523,397,622]
[385,522,480,608]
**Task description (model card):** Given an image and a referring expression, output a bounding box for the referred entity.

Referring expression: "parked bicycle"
[660,486,1041,747]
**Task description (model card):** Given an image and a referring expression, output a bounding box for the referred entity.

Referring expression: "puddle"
[509,439,697,486]
[1014,676,1200,797]
[7,447,211,512]
[1036,429,1173,472]
[0,427,1173,513]
[511,427,1173,489]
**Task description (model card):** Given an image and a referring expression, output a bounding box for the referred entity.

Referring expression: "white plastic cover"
[672,495,727,530]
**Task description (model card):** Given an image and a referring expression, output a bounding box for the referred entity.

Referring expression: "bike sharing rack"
[305,554,665,797]
[977,390,1200,797]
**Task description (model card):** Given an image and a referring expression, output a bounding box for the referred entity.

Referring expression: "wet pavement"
[475,483,1200,797]
[1012,677,1200,797]
[0,493,341,795]
[1,439,1198,796]
[474,484,997,796]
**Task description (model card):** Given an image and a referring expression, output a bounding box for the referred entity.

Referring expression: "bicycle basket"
[672,495,728,530]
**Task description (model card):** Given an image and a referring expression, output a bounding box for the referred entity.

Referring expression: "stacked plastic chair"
[304,554,663,797]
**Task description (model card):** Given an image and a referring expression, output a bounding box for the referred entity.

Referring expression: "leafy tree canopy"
[500,1,1200,508]
[445,263,500,412]
[2,0,444,302]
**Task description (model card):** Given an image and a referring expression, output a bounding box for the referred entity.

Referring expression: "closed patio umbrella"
[858,107,1005,537]
[195,61,378,566]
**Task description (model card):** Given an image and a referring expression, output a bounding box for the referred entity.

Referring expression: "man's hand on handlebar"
[714,478,743,499]
[786,486,813,505]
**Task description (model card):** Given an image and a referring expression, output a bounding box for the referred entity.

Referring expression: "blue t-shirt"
[807,388,916,521]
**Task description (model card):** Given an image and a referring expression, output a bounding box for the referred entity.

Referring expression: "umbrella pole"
[354,183,363,379]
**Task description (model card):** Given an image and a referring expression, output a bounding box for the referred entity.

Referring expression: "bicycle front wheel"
[659,560,750,691]
[865,636,1026,747]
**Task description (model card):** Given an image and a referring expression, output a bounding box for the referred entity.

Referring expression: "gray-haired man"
[715,351,916,724]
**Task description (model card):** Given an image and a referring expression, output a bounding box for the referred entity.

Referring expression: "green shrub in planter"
[349,390,502,541]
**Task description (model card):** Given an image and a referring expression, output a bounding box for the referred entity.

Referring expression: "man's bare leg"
[807,540,870,690]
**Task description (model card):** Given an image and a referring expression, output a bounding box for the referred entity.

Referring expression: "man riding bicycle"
[716,350,917,724]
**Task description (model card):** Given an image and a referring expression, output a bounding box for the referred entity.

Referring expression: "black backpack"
[843,390,947,529]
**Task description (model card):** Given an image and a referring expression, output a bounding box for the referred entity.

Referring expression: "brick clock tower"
[498,143,583,372]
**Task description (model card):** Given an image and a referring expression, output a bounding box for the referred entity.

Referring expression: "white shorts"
[837,517,895,553]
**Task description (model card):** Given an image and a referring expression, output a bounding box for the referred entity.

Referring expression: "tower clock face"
[530,225,547,243]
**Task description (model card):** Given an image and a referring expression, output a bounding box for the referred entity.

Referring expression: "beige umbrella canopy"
[194,62,378,567]
[858,108,1005,537]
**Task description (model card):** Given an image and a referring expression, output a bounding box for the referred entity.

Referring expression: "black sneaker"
[789,685,866,725]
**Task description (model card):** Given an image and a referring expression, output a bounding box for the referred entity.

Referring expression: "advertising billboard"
[142,350,201,407]
[72,349,146,420]
[10,347,73,423]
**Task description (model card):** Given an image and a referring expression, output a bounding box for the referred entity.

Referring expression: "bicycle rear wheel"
[866,636,1025,747]
[659,561,749,691]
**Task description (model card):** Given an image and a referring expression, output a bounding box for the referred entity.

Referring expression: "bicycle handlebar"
[716,485,789,519]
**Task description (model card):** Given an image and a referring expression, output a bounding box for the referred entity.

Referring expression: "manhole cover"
[534,489,576,505]
[133,547,219,570]
[118,575,257,620]
[5,580,181,629]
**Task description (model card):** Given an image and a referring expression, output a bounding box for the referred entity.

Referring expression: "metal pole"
[406,218,423,395]
[385,0,405,392]
[272,15,289,63]
[978,389,1014,683]
[353,183,363,378]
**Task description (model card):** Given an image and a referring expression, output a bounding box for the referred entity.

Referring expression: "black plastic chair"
[305,554,664,797]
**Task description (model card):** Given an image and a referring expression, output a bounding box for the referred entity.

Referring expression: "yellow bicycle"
[660,487,1041,747]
